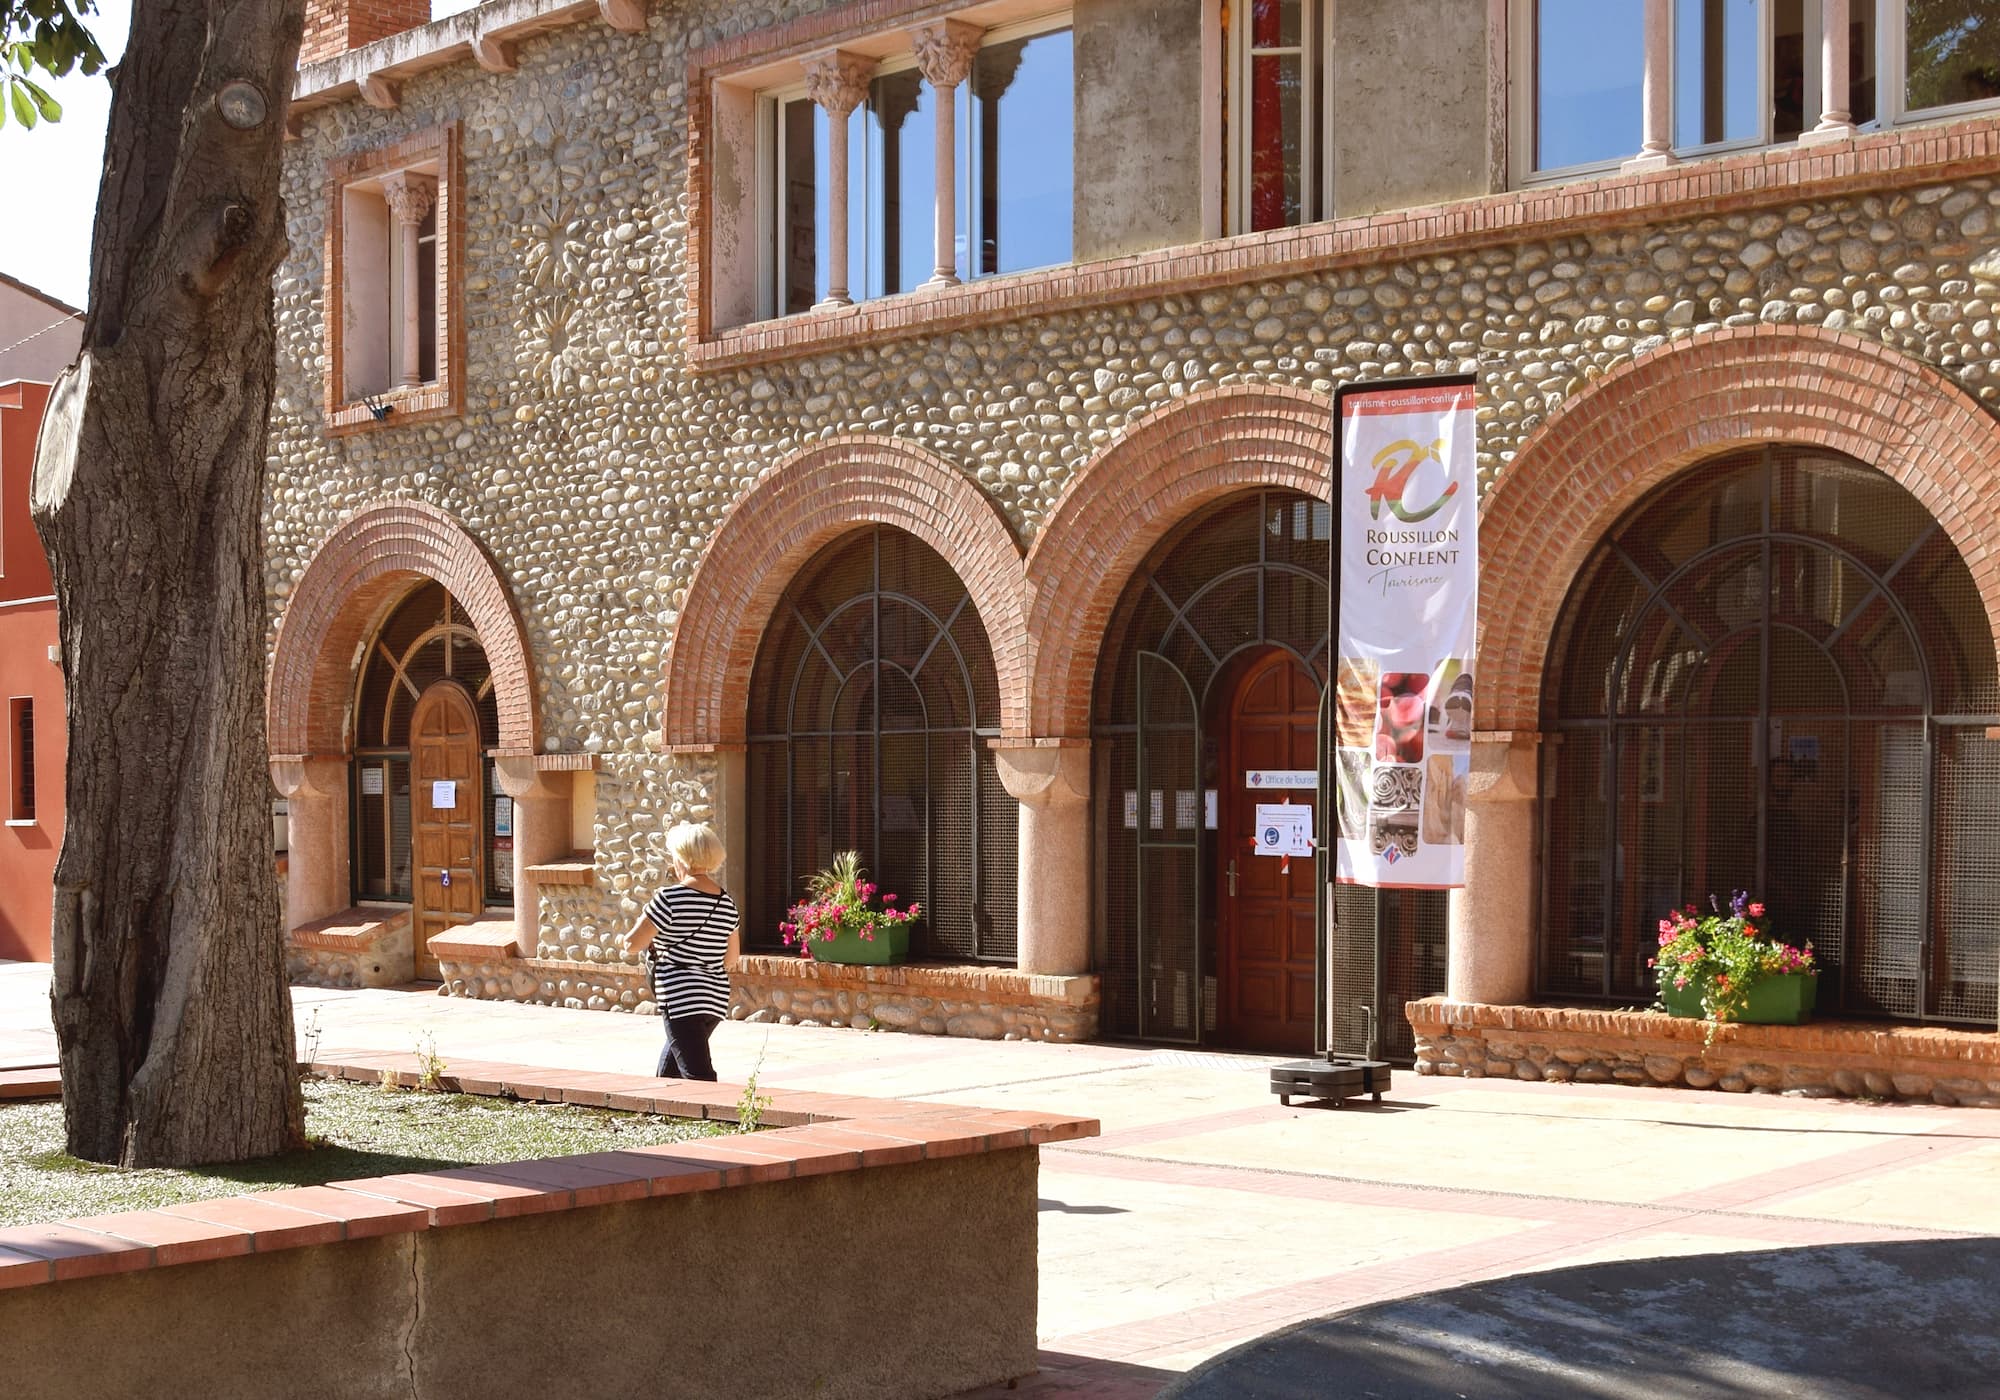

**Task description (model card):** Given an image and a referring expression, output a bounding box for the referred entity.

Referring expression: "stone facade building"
[270,0,2000,1097]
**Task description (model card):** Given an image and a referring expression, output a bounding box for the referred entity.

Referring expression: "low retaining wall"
[0,1055,1097,1400]
[286,907,413,988]
[1408,998,2000,1107]
[730,955,1101,1042]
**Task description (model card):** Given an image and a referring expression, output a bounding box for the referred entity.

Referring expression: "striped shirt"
[644,884,736,1021]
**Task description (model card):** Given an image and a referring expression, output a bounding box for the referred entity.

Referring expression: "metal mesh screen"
[1093,488,1447,1050]
[744,527,1015,963]
[1543,446,2000,1025]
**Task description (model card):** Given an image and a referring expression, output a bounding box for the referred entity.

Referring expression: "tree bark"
[30,0,307,1166]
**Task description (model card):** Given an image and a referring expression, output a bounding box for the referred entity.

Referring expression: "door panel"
[1219,651,1319,1054]
[411,681,483,980]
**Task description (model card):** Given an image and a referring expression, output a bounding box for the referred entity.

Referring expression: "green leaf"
[20,73,56,120]
[7,77,38,130]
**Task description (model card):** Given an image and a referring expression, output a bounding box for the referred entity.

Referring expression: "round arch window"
[1542,446,2000,1022]
[744,527,1016,962]
[350,581,506,906]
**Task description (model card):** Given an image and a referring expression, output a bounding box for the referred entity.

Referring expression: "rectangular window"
[1231,0,1324,233]
[8,698,33,823]
[1533,0,1646,173]
[971,26,1074,275]
[1904,0,2000,112]
[1676,0,1764,149]
[764,18,1074,318]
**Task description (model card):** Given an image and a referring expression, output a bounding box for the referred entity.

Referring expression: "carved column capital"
[994,742,1091,808]
[909,18,983,90]
[380,170,436,227]
[801,48,877,118]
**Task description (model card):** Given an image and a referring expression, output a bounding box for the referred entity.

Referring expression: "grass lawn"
[0,1078,732,1228]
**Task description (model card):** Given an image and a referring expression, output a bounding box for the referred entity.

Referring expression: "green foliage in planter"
[1653,890,1817,1038]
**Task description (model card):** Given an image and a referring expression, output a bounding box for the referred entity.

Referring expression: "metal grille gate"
[1094,490,1448,1055]
[1543,446,2000,1025]
[745,527,1015,963]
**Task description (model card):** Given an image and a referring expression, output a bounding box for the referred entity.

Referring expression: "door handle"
[1226,859,1237,898]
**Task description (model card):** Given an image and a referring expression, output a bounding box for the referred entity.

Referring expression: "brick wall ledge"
[425,918,522,961]
[0,1050,1098,1291]
[692,116,2000,372]
[1408,996,2000,1106]
[287,907,410,952]
[732,955,1100,1041]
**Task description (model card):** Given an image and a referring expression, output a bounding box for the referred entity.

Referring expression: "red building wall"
[0,380,63,962]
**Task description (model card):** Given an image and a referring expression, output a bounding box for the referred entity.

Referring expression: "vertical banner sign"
[1333,379,1478,888]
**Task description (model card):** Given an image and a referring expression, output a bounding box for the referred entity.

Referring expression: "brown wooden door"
[1219,651,1318,1054]
[411,681,483,980]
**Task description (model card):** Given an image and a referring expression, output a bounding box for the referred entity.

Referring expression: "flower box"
[1661,971,1818,1025]
[811,922,912,966]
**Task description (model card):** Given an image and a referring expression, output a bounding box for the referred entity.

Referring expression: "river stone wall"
[268,1,2000,1002]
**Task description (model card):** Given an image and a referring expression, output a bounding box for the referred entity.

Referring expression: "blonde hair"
[665,822,726,875]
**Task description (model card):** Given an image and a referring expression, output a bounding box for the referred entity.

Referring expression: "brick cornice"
[1480,324,2000,733]
[689,114,2000,372]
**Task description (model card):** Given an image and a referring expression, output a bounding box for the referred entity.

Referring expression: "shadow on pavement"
[1161,1237,2000,1399]
[951,1350,1178,1399]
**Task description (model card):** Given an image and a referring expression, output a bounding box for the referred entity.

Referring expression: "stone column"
[379,170,435,387]
[1802,0,1856,143]
[1446,733,1540,1005]
[800,50,876,309]
[1624,0,1676,171]
[909,19,982,289]
[495,757,574,959]
[994,743,1092,977]
[270,758,350,931]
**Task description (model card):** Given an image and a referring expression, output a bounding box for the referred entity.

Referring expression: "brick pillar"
[1447,733,1540,1005]
[495,758,574,958]
[995,743,1092,976]
[301,0,432,67]
[271,758,350,930]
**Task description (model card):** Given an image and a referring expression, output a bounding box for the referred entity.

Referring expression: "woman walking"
[622,822,737,1080]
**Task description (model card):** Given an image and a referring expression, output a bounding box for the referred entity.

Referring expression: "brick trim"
[1479,324,2000,733]
[688,112,2000,372]
[1023,384,1333,739]
[269,500,539,756]
[321,122,465,436]
[662,435,1029,747]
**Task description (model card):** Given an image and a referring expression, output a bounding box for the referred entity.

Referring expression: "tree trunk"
[30,0,307,1166]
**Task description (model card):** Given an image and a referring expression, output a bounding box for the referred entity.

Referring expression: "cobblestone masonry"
[1409,998,2000,1107]
[269,3,2000,1007]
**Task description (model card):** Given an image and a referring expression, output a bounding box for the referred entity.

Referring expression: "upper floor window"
[1230,0,1329,233]
[761,16,1073,319]
[1522,1,1993,182]
[323,124,462,434]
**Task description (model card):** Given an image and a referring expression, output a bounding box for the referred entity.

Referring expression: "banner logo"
[1364,438,1459,524]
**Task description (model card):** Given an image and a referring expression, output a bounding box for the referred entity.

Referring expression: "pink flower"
[883,893,898,905]
[1748,902,1765,917]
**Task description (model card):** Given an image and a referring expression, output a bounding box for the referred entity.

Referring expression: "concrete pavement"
[6,960,1998,1397]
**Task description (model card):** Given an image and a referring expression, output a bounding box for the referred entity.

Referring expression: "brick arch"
[1024,384,1333,738]
[269,500,538,756]
[663,435,1029,747]
[1481,324,2000,732]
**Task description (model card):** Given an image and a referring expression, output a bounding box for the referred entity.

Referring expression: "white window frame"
[1668,0,1780,158]
[1228,0,1331,234]
[757,10,1074,319]
[1514,2,2000,190]
[1885,0,2000,125]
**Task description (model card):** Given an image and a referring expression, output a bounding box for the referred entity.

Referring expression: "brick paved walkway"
[6,962,1996,1397]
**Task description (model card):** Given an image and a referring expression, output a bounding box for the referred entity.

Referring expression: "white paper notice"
[360,766,385,796]
[493,795,514,837]
[1254,803,1314,857]
[430,780,458,810]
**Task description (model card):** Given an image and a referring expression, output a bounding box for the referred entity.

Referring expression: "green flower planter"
[807,923,911,966]
[1661,971,1818,1024]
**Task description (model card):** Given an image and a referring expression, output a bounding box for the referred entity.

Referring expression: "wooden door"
[1219,651,1318,1054]
[411,681,482,980]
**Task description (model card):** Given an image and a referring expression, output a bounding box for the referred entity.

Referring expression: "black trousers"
[656,1011,721,1081]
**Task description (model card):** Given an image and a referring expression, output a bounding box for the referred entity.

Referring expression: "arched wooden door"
[410,681,483,979]
[1218,650,1319,1054]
